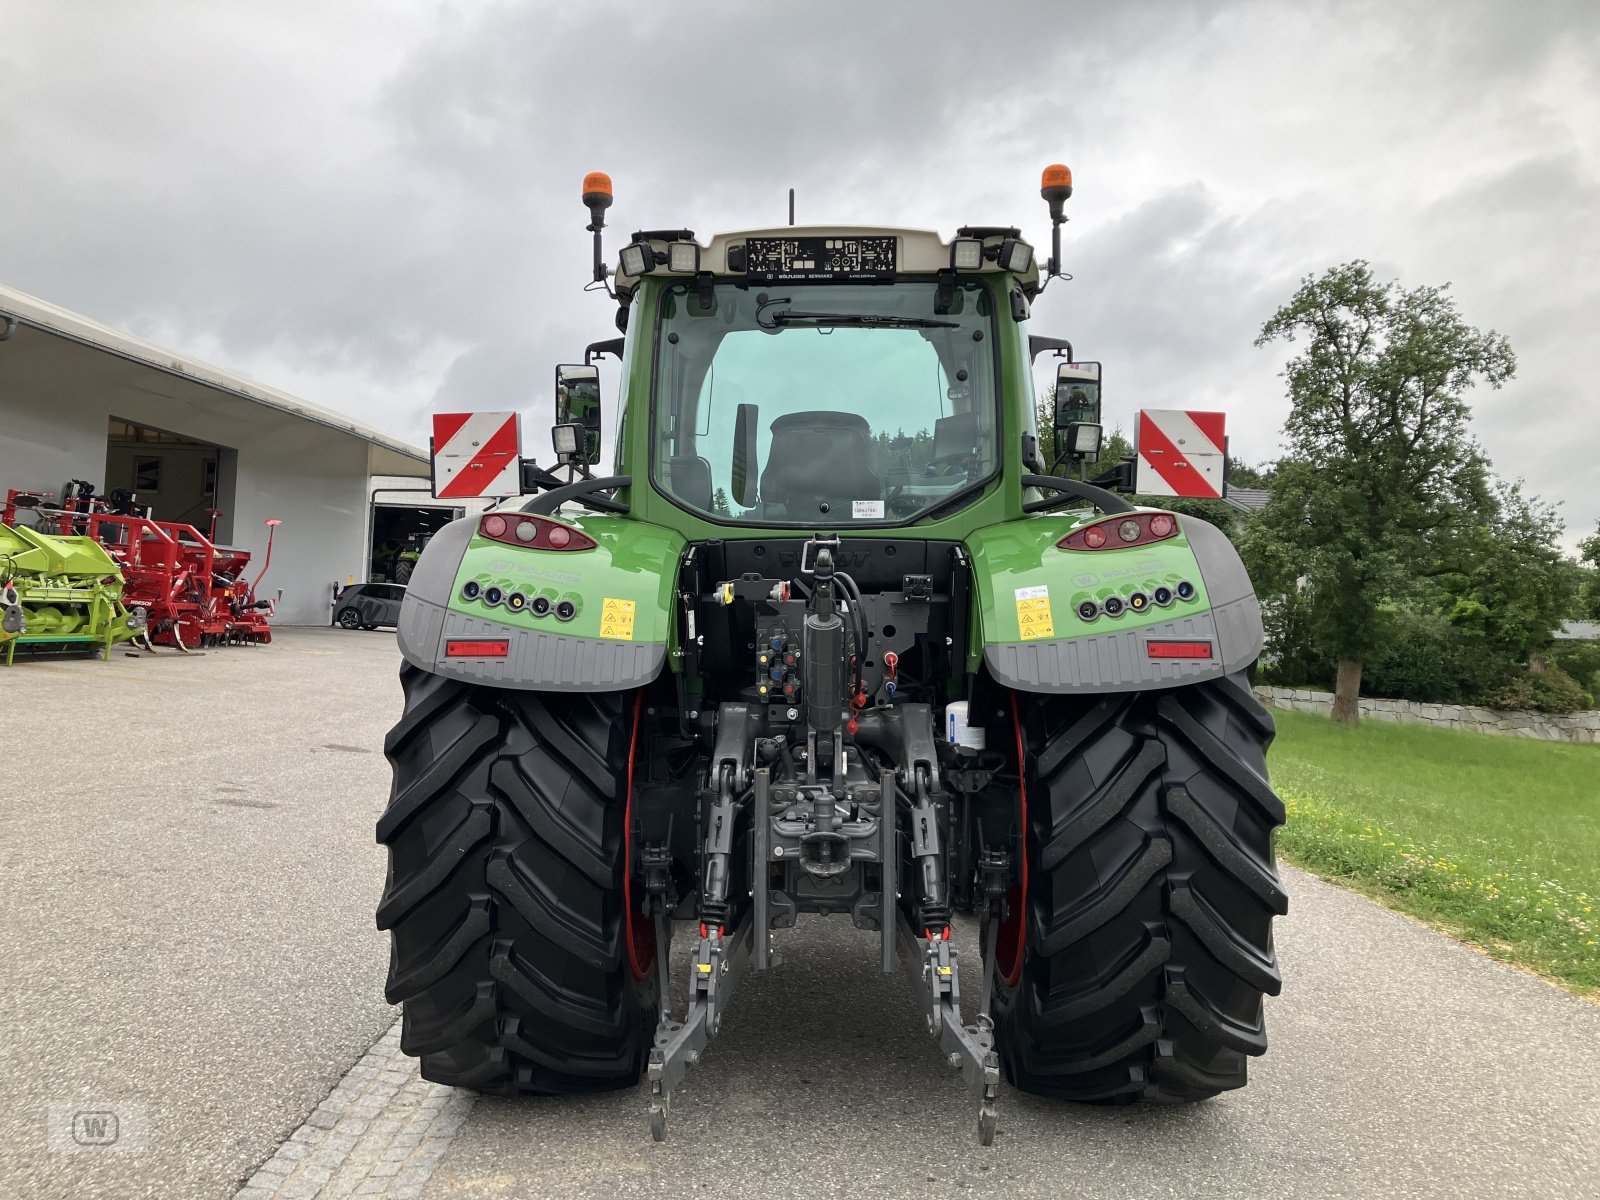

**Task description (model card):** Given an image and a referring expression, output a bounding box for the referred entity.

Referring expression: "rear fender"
[396,511,685,691]
[967,511,1262,693]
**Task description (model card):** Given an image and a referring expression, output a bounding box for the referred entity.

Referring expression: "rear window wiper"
[765,309,959,330]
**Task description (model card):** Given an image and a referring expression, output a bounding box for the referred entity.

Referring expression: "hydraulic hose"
[835,571,869,690]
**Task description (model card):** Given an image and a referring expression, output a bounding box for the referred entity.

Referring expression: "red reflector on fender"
[446,639,509,658]
[1147,640,1213,659]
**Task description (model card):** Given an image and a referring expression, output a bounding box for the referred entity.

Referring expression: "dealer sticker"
[599,597,636,641]
[851,500,885,519]
[1013,585,1054,640]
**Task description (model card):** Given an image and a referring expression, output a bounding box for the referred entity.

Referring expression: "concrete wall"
[1,324,376,625]
[1253,685,1600,744]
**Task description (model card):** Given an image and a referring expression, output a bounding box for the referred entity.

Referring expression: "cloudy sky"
[3,0,1596,544]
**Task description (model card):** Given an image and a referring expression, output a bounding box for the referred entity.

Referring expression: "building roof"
[0,283,429,477]
[1557,620,1600,641]
[1223,486,1272,513]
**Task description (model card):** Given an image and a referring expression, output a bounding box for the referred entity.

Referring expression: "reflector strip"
[1146,640,1213,659]
[446,639,509,658]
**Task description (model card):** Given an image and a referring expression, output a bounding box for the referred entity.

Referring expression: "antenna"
[788,188,795,226]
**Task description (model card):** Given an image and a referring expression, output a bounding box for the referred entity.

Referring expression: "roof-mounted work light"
[997,237,1034,274]
[667,241,700,273]
[619,241,654,278]
[950,238,983,271]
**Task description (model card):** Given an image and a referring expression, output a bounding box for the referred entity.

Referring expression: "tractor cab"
[602,222,1044,533]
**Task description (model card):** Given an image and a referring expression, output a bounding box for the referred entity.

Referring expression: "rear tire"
[376,663,657,1094]
[994,671,1287,1103]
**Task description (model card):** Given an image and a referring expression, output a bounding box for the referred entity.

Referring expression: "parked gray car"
[333,583,405,631]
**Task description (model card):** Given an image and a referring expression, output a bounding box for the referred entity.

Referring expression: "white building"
[0,283,432,625]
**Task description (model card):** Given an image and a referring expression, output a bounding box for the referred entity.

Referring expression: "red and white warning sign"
[431,412,522,499]
[1135,409,1226,499]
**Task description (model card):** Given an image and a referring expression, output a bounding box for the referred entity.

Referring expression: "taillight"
[478,514,596,551]
[1059,512,1179,551]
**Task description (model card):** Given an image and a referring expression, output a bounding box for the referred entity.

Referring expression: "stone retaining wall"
[1252,685,1600,744]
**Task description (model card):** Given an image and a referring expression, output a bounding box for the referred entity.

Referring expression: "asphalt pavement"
[419,869,1600,1200]
[0,628,402,1200]
[3,628,1597,1200]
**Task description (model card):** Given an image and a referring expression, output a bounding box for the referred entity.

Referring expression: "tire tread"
[376,664,651,1095]
[998,672,1285,1103]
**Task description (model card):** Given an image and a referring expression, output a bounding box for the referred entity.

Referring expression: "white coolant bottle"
[945,700,986,753]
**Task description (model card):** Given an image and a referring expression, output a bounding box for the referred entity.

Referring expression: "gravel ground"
[0,627,402,1200]
[5,628,1598,1200]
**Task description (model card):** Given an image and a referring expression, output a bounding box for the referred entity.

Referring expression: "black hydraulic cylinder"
[803,606,844,733]
[802,546,847,735]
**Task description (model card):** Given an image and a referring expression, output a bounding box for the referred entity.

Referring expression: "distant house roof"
[1557,620,1600,641]
[0,282,428,476]
[1223,486,1272,513]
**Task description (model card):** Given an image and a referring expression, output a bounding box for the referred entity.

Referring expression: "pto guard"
[395,512,684,692]
[971,513,1262,693]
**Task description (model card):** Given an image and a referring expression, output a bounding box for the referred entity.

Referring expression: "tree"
[1225,456,1274,488]
[1252,261,1516,724]
[1433,482,1577,658]
[711,486,732,517]
[1579,521,1600,621]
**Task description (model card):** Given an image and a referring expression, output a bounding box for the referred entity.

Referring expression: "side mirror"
[1053,361,1102,461]
[554,364,603,465]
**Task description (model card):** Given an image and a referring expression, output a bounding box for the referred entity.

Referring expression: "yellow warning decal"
[1014,585,1055,641]
[599,597,636,641]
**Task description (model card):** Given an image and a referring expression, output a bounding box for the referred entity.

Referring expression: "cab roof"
[612,225,1043,298]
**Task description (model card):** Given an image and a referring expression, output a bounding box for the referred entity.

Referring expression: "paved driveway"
[4,628,1597,1200]
[414,868,1600,1200]
[0,628,402,1200]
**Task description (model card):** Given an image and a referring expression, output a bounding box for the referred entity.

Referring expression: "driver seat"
[759,411,881,518]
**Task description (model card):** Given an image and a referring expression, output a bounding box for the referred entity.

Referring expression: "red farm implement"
[4,489,279,651]
[82,513,278,649]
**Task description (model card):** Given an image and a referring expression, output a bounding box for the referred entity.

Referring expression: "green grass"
[1266,709,1600,995]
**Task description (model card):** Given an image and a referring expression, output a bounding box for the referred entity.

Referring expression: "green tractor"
[376,167,1285,1144]
[375,530,434,585]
